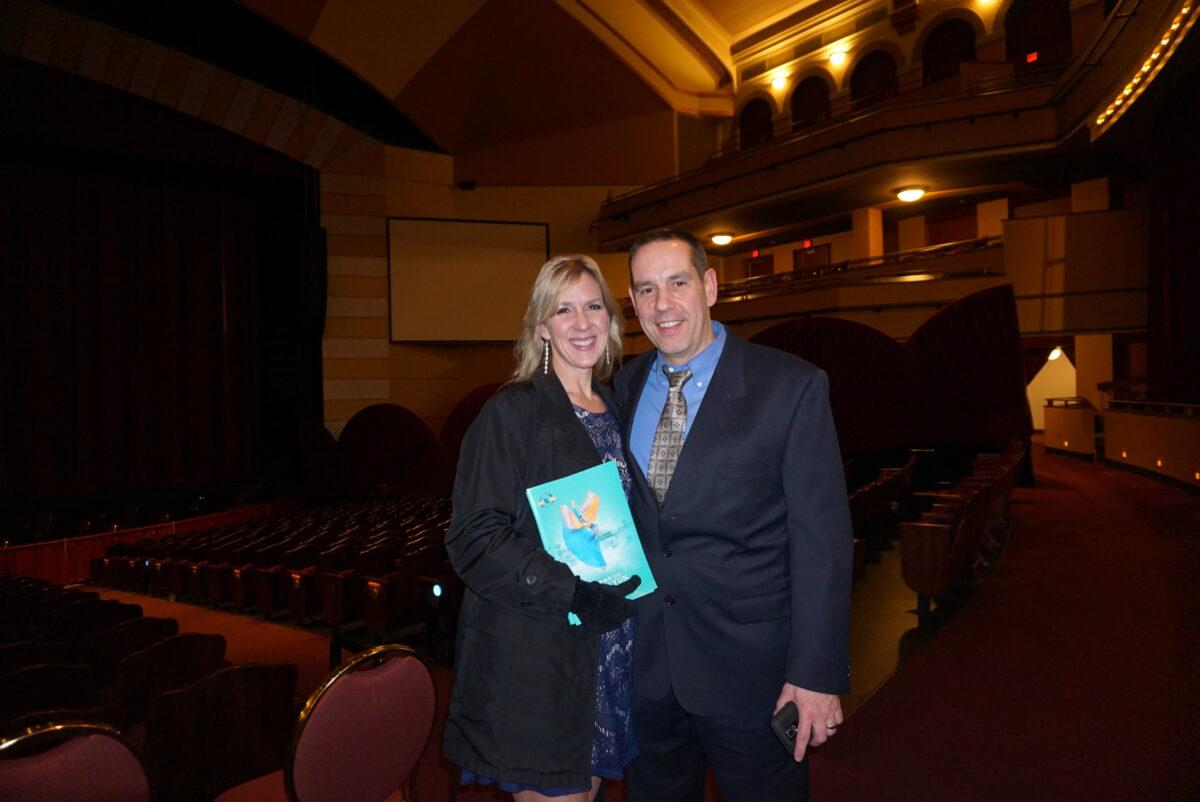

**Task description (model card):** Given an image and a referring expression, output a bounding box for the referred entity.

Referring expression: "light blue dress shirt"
[630,321,727,476]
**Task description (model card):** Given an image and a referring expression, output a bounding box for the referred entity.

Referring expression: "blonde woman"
[444,255,640,801]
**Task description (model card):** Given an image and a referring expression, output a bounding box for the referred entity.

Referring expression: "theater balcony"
[596,0,1192,270]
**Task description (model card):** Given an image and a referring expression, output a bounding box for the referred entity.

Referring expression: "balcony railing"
[715,235,1004,302]
[608,63,1067,208]
[620,236,1004,317]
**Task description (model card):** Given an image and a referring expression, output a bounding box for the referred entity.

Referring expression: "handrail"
[605,64,1067,209]
[1045,397,1097,409]
[619,236,1004,315]
[1106,400,1200,417]
[717,235,1002,297]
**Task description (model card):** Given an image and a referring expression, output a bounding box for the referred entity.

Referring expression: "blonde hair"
[512,255,624,383]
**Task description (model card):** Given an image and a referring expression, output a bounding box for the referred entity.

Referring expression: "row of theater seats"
[0,573,297,801]
[91,496,458,658]
[0,573,438,802]
[898,442,1025,618]
[847,454,919,578]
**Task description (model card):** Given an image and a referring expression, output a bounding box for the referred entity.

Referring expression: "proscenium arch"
[910,8,987,66]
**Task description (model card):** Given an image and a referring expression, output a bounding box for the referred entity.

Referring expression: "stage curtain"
[0,144,311,502]
[905,285,1033,447]
[1147,61,1200,404]
[749,317,924,455]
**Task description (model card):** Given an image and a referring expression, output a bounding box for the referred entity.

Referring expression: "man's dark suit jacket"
[615,332,853,717]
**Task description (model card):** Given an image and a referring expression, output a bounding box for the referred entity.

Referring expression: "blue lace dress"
[460,407,639,797]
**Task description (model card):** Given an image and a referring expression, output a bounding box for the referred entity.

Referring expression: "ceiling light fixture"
[895,186,927,203]
[710,233,734,246]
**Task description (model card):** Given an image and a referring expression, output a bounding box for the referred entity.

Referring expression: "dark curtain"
[0,143,319,503]
[749,317,924,456]
[1147,61,1200,404]
[905,285,1033,449]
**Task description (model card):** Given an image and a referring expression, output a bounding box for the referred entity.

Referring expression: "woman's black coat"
[442,370,618,790]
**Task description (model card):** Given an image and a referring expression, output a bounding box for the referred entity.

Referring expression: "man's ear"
[703,268,718,307]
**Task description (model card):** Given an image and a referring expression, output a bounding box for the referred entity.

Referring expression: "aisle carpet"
[809,449,1200,801]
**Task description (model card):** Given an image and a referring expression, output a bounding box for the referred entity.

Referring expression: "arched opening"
[738,98,774,149]
[850,50,899,109]
[1004,0,1072,70]
[790,76,831,130]
[922,18,978,85]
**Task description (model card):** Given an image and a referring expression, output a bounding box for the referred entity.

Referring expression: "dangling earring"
[542,339,550,375]
[604,342,612,371]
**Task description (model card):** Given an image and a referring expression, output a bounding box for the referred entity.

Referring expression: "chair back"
[144,662,298,802]
[0,640,70,675]
[287,644,435,802]
[84,616,178,680]
[0,663,100,721]
[0,721,150,802]
[114,633,226,720]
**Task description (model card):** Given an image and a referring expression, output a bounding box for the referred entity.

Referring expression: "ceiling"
[44,0,881,159]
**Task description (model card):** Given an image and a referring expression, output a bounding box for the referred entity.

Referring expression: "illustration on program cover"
[526,461,657,623]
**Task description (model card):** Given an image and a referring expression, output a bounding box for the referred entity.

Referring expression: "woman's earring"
[604,343,612,371]
[542,339,550,375]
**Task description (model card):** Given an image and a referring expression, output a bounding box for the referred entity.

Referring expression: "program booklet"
[525,460,657,624]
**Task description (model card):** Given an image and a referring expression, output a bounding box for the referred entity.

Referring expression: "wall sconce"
[1063,440,1070,448]
[1156,458,1164,467]
[829,49,848,66]
[1121,450,1128,459]
[1048,346,1063,360]
[895,186,927,202]
[710,233,734,246]
[771,74,788,90]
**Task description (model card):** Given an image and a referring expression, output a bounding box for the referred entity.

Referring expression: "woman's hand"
[570,576,641,633]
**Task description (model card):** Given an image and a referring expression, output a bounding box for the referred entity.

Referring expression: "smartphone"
[770,701,799,753]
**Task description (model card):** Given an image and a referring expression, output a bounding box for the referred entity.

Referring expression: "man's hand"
[773,683,843,762]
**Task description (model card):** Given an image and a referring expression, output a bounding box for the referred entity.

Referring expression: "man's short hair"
[628,229,709,286]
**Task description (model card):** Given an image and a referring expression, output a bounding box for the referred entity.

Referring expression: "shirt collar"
[651,321,726,388]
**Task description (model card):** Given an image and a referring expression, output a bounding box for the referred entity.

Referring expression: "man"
[616,229,852,802]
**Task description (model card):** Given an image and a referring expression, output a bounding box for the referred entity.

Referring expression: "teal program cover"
[525,460,657,624]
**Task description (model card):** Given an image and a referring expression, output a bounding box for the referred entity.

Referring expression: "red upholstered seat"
[215,644,435,802]
[0,721,150,802]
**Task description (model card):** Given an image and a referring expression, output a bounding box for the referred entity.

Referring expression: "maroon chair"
[215,644,435,802]
[111,633,227,721]
[83,616,179,682]
[0,640,71,675]
[0,663,101,722]
[144,663,298,802]
[0,721,150,802]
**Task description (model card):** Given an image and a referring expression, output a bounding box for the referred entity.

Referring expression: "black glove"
[570,575,641,634]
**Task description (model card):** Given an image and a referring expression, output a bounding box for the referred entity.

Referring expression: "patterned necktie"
[647,366,692,503]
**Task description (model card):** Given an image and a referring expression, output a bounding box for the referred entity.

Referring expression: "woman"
[444,255,641,801]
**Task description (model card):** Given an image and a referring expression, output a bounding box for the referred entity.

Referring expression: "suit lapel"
[620,355,658,511]
[661,334,747,506]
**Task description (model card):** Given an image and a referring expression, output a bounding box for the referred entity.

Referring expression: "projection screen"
[388,217,550,342]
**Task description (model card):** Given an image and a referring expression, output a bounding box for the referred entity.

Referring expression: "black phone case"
[770,701,799,752]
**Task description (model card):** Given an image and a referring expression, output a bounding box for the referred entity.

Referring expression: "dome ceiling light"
[895,187,927,203]
[710,233,734,246]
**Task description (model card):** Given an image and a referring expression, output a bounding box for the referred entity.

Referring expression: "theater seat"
[215,644,435,802]
[0,721,150,802]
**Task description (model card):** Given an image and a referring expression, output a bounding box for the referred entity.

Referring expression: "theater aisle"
[83,587,335,697]
[810,445,1200,801]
